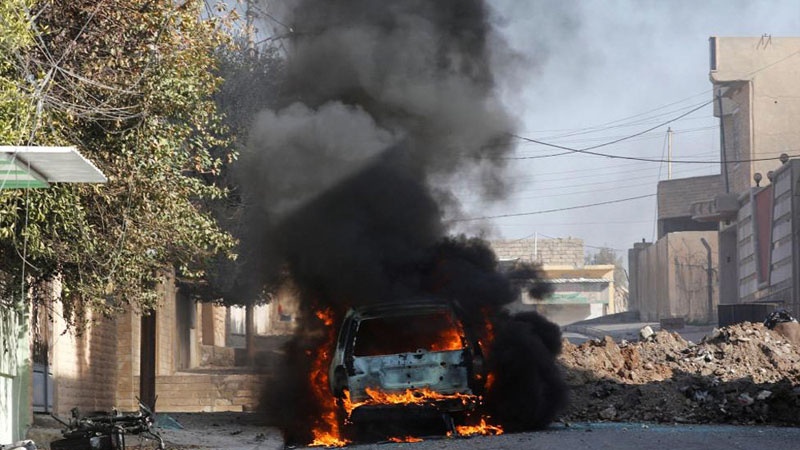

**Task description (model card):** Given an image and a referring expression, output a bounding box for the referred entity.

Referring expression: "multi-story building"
[642,36,800,323]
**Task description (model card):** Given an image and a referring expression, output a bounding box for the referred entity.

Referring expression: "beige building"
[709,36,800,195]
[628,175,721,323]
[628,231,718,323]
[29,271,300,420]
[492,237,621,326]
[632,36,800,325]
[690,36,800,319]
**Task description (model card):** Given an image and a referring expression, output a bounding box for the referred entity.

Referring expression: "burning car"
[328,300,486,429]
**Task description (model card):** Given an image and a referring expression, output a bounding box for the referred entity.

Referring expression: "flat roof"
[0,146,107,188]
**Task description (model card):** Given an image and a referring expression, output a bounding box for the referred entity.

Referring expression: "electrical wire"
[455,163,716,199]
[511,131,799,164]
[452,193,656,222]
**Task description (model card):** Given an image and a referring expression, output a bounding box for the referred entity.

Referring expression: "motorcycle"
[50,402,164,450]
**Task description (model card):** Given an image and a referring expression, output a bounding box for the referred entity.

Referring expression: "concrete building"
[628,175,722,324]
[631,36,800,326]
[690,36,800,320]
[628,231,718,323]
[492,237,621,326]
[708,36,800,196]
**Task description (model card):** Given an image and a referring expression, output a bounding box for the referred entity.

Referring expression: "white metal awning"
[0,146,107,189]
[549,278,611,284]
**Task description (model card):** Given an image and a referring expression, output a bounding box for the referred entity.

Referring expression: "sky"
[450,0,800,257]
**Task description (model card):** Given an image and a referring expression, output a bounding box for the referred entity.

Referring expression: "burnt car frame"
[328,300,486,427]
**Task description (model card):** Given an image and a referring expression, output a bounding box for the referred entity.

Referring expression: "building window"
[229,306,245,336]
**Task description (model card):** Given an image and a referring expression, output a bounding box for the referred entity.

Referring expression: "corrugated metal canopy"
[0,146,107,189]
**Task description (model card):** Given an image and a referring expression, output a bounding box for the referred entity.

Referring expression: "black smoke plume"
[236,0,567,442]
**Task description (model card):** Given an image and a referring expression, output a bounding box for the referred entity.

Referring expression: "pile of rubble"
[558,322,800,425]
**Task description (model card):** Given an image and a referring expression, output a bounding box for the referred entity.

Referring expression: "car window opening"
[353,312,464,357]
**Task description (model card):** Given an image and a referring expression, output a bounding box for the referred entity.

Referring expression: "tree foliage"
[585,246,628,288]
[0,0,237,317]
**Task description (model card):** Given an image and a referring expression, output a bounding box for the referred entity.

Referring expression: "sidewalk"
[27,412,285,450]
[158,413,283,450]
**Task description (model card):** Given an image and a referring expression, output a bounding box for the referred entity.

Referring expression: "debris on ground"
[559,322,800,426]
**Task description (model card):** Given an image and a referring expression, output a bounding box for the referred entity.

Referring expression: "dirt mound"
[558,322,800,425]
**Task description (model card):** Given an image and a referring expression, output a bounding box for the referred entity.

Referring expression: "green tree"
[585,246,628,288]
[0,0,237,319]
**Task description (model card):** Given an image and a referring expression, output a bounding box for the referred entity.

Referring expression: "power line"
[530,91,712,136]
[512,132,799,164]
[523,49,800,139]
[508,99,715,159]
[502,125,718,159]
[456,163,715,196]
[452,193,656,222]
[538,100,714,141]
[492,219,655,227]
[504,150,720,180]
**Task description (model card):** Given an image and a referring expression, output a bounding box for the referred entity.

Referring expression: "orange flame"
[342,387,475,416]
[450,418,504,437]
[315,309,334,327]
[388,436,424,443]
[365,387,473,406]
[484,373,496,391]
[430,326,465,352]
[309,308,349,447]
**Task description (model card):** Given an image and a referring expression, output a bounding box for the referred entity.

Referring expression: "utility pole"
[700,237,714,324]
[667,127,673,180]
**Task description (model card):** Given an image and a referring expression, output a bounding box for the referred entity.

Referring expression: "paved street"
[323,423,800,450]
[156,418,800,450]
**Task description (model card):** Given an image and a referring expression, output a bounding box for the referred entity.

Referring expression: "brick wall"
[147,373,268,413]
[491,237,584,266]
[114,310,139,412]
[50,268,268,415]
[156,272,176,376]
[51,301,118,417]
[199,303,227,347]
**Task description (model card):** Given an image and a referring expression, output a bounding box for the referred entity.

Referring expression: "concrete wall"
[491,237,584,266]
[711,37,800,193]
[1,298,32,443]
[630,231,719,323]
[658,175,723,219]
